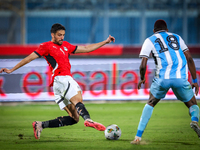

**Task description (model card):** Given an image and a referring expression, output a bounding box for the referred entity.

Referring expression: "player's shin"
[75,102,106,131]
[75,102,90,120]
[136,104,154,137]
[42,116,77,128]
[189,105,199,122]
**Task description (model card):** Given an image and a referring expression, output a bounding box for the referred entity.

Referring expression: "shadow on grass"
[153,139,198,145]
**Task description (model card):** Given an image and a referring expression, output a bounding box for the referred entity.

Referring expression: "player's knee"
[184,96,197,108]
[70,92,83,106]
[147,100,158,107]
[70,97,82,106]
[73,115,80,123]
[189,96,197,105]
[147,94,160,107]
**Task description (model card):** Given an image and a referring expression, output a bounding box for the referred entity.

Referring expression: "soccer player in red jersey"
[0,23,115,139]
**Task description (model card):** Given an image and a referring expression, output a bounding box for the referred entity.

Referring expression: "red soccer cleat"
[84,119,106,131]
[32,121,43,139]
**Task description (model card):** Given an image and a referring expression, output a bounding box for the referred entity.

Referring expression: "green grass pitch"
[0,101,200,150]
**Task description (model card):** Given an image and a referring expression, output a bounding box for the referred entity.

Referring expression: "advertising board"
[0,58,200,102]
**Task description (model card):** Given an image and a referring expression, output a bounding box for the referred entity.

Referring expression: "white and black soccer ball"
[104,124,121,140]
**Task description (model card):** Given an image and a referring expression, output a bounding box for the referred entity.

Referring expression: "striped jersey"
[139,30,189,79]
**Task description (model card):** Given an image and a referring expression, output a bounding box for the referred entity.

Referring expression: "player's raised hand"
[0,68,12,74]
[105,35,115,44]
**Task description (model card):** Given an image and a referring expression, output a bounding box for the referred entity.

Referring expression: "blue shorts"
[150,78,194,102]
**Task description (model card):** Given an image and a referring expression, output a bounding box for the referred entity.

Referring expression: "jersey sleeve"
[139,38,154,58]
[34,43,49,57]
[179,35,189,52]
[65,42,77,54]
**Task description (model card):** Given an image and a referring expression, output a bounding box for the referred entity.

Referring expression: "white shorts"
[53,75,82,110]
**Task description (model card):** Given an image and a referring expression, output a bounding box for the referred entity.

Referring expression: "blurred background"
[0,0,200,102]
[0,0,200,46]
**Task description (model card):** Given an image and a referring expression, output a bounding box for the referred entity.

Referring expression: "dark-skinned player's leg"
[184,96,200,138]
[131,93,159,144]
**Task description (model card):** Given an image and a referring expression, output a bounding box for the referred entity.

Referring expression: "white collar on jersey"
[155,30,167,34]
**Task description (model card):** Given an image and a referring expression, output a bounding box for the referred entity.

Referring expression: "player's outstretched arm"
[74,35,115,54]
[184,50,199,95]
[0,52,39,74]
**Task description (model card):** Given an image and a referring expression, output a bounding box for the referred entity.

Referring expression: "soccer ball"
[104,124,121,140]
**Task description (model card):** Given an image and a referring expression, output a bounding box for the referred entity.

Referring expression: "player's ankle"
[85,119,93,122]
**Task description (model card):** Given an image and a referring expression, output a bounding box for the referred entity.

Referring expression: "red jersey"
[34,41,77,86]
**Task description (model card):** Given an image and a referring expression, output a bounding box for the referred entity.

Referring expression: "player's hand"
[0,68,12,74]
[138,78,146,89]
[192,83,199,96]
[105,35,115,44]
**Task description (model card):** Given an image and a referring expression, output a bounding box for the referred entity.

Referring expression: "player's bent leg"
[41,116,78,128]
[70,92,106,131]
[32,106,78,139]
[131,103,154,144]
[40,106,78,129]
[75,101,106,131]
[184,96,198,108]
[184,96,200,138]
[32,121,43,139]
[131,93,158,144]
[65,104,79,122]
[189,103,200,138]
[70,92,90,120]
[136,104,154,136]
[147,93,161,107]
[189,104,199,122]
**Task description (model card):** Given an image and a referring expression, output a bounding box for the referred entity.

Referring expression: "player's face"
[52,30,65,45]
